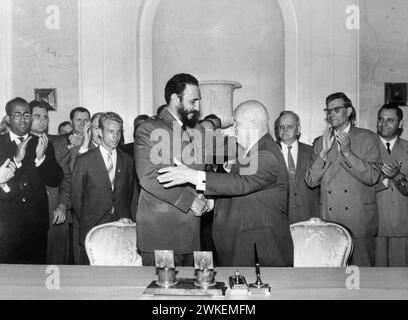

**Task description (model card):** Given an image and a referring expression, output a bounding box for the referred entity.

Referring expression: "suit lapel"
[96,148,113,192]
[294,143,306,187]
[326,135,342,182]
[391,138,407,161]
[113,150,123,196]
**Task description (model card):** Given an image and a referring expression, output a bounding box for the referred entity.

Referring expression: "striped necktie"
[287,145,296,182]
[107,151,115,191]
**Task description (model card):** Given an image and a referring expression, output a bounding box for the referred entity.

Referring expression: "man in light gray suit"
[375,104,408,267]
[305,92,382,266]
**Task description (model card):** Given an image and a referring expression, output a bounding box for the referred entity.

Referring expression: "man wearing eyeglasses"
[305,92,382,267]
[0,97,63,264]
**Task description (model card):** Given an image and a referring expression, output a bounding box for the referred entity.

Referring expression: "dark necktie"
[287,145,296,180]
[386,142,391,154]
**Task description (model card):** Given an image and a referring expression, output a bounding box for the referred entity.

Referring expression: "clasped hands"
[0,158,16,184]
[157,158,213,216]
[382,160,402,180]
[14,133,48,164]
[320,127,351,159]
[191,193,213,217]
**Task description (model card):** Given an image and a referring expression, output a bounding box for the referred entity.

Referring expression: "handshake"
[190,193,214,216]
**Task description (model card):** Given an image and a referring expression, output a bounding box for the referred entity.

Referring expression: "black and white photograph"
[1,0,408,307]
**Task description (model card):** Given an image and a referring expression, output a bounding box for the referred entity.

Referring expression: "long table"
[0,265,408,299]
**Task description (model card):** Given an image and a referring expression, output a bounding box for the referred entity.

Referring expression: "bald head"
[235,100,269,131]
[234,100,270,148]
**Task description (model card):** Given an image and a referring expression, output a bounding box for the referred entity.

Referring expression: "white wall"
[360,0,408,138]
[0,0,374,146]
[10,0,79,135]
[152,0,285,134]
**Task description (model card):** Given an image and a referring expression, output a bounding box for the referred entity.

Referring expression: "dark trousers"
[349,237,375,267]
[46,223,70,264]
[141,251,194,267]
[18,234,48,264]
[200,211,218,266]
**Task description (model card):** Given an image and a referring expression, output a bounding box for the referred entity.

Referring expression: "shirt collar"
[243,139,259,158]
[281,139,299,150]
[99,145,117,157]
[167,108,184,127]
[9,131,29,142]
[380,136,398,151]
[335,122,351,134]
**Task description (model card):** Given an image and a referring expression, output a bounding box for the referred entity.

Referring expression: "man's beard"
[177,104,199,128]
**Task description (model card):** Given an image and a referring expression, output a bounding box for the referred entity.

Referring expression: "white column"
[0,0,12,115]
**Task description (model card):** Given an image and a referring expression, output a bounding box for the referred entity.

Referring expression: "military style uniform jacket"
[134,108,207,254]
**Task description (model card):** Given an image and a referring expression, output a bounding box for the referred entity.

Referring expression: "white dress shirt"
[380,136,397,152]
[280,140,299,170]
[379,136,398,187]
[99,145,117,178]
[10,131,45,167]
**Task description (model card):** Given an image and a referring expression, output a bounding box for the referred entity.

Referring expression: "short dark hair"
[378,103,403,122]
[326,92,355,123]
[29,100,52,113]
[164,73,199,104]
[99,112,124,131]
[69,107,90,120]
[5,97,29,115]
[277,110,300,127]
[201,114,221,129]
[91,112,105,123]
[326,92,353,108]
[133,114,149,138]
[157,104,167,115]
[58,121,71,133]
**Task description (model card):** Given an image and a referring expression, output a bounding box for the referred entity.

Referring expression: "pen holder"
[156,267,177,287]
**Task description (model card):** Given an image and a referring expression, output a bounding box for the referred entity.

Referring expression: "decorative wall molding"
[0,0,12,112]
[137,0,162,116]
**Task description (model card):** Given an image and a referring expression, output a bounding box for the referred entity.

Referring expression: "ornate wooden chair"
[85,218,142,266]
[290,217,353,267]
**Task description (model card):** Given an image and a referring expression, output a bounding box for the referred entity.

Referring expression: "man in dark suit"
[0,97,63,264]
[29,100,72,264]
[119,114,149,221]
[158,100,294,267]
[71,112,135,264]
[375,104,408,267]
[276,111,319,224]
[305,92,382,266]
[120,114,149,157]
[135,73,209,267]
[68,107,91,172]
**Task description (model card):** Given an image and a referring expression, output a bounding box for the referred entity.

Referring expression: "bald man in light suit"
[158,100,293,267]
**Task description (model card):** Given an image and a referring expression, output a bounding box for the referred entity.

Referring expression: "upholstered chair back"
[85,218,142,266]
[290,218,353,267]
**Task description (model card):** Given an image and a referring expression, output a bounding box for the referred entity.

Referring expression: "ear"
[5,115,10,125]
[97,128,103,137]
[346,107,353,117]
[297,124,301,136]
[170,93,181,106]
[399,120,404,129]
